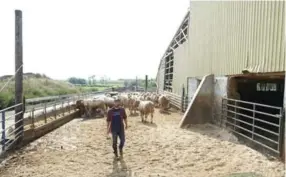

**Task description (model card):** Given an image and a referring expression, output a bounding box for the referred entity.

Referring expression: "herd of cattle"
[75,92,171,123]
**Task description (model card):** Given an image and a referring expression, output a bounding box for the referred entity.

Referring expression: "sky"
[0,0,190,80]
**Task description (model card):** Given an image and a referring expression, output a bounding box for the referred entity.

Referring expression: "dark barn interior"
[230,75,285,153]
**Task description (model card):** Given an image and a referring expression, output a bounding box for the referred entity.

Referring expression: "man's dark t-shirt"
[107,107,127,133]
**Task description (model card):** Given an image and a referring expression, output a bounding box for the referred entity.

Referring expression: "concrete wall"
[184,76,229,126]
[212,76,228,126]
[187,77,199,102]
[23,111,79,145]
[172,41,189,95]
[179,74,214,127]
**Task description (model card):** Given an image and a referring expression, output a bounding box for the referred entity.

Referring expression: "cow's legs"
[129,107,133,116]
[151,112,153,123]
[140,111,144,122]
[84,107,89,117]
[88,108,92,117]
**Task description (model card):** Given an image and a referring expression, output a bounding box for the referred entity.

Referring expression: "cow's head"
[76,100,84,108]
[134,100,140,108]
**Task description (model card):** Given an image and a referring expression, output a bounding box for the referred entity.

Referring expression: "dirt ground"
[0,108,284,177]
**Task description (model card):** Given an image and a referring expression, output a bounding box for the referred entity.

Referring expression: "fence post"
[145,75,148,92]
[54,104,57,119]
[184,96,188,111]
[44,103,47,123]
[252,104,256,140]
[181,85,185,112]
[278,108,285,159]
[31,108,35,129]
[234,100,237,130]
[68,99,70,114]
[62,101,65,116]
[23,96,26,113]
[1,112,6,151]
[15,10,24,145]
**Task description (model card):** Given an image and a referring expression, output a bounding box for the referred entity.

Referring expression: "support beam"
[15,10,24,144]
[170,46,175,51]
[181,29,187,39]
[174,38,180,46]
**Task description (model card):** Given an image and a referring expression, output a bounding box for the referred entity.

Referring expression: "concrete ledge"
[23,110,80,145]
[179,74,214,127]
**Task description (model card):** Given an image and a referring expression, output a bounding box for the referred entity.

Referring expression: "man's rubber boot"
[119,148,123,157]
[113,148,118,158]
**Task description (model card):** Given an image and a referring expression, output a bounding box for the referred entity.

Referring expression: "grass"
[0,77,118,110]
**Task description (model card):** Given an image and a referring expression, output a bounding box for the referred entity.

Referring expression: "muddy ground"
[0,108,284,177]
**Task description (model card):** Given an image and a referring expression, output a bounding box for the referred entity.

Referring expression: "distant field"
[0,77,121,110]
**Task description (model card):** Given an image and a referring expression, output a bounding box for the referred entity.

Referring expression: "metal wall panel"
[156,59,165,92]
[173,41,189,95]
[188,1,285,77]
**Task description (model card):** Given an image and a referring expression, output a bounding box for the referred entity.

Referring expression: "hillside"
[0,73,111,109]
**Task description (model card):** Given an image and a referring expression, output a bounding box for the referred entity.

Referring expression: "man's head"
[114,97,121,107]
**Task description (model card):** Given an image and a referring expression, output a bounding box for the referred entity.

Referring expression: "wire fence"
[0,103,23,154]
[25,90,111,105]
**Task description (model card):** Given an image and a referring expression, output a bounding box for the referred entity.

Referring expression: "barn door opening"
[223,74,285,157]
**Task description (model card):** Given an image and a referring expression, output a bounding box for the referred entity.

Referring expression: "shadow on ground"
[185,124,279,160]
[184,123,239,144]
[140,121,157,128]
[78,114,105,121]
[159,110,171,115]
[223,172,263,177]
[128,112,139,117]
[106,157,132,177]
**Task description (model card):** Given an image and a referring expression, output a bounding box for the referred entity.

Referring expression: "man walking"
[107,97,128,159]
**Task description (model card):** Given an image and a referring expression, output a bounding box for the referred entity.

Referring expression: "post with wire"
[145,75,148,92]
[15,9,24,145]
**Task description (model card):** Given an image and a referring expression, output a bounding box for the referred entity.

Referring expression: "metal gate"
[221,97,285,156]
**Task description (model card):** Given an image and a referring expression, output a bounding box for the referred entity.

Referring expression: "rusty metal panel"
[188,1,285,77]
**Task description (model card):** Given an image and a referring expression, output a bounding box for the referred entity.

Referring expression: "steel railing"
[26,89,112,105]
[0,103,24,154]
[220,97,284,156]
[0,89,114,156]
[159,90,189,111]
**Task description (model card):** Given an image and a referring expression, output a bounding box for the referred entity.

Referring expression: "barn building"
[156,1,285,159]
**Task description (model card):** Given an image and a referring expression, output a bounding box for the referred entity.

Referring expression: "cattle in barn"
[145,96,152,101]
[76,99,106,118]
[137,100,155,123]
[158,95,170,112]
[89,99,106,117]
[105,93,111,97]
[139,95,145,101]
[118,94,129,108]
[104,96,115,109]
[76,100,86,116]
[128,96,140,115]
[150,94,160,107]
[132,92,140,96]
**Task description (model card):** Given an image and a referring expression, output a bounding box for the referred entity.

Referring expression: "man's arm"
[106,110,112,134]
[122,108,127,129]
